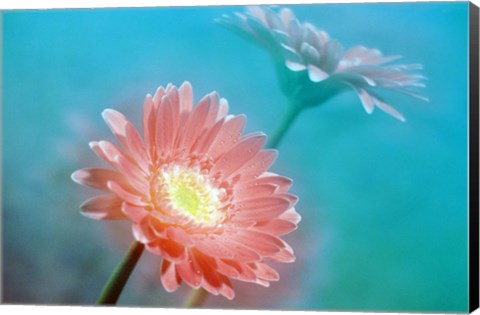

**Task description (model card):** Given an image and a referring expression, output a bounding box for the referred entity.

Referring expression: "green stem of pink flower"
[267,103,304,149]
[96,240,145,305]
[184,288,210,308]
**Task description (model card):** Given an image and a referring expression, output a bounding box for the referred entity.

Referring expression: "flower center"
[155,165,225,227]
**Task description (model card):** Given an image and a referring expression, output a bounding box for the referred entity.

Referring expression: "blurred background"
[2,2,469,312]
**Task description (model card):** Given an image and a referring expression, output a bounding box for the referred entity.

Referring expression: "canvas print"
[2,1,478,313]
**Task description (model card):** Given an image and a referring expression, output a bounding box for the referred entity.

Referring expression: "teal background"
[2,2,469,312]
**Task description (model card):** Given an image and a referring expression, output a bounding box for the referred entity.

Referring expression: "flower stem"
[96,240,145,305]
[267,103,303,149]
[184,288,210,308]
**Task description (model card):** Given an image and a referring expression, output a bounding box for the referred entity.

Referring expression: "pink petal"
[210,133,266,178]
[92,140,136,175]
[165,226,194,246]
[195,235,261,262]
[266,243,295,263]
[102,109,130,151]
[143,93,157,157]
[232,197,291,222]
[155,95,175,158]
[178,81,193,114]
[217,275,235,300]
[230,149,277,182]
[276,192,299,207]
[229,230,284,256]
[222,261,257,283]
[217,98,229,120]
[278,207,302,224]
[192,249,223,295]
[132,217,158,243]
[201,92,221,129]
[146,238,187,262]
[253,219,297,236]
[147,215,168,238]
[235,184,277,201]
[80,194,126,220]
[207,115,246,159]
[113,155,149,194]
[153,86,167,107]
[190,118,225,155]
[160,259,181,292]
[166,86,180,119]
[176,252,202,288]
[177,95,211,152]
[238,173,293,193]
[214,258,240,278]
[107,181,148,206]
[121,203,149,223]
[124,122,150,172]
[101,110,149,172]
[250,262,280,281]
[71,168,125,191]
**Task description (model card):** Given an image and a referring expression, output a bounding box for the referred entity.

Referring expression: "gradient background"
[2,2,470,312]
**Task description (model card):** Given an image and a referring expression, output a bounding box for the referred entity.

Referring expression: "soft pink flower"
[217,6,428,121]
[71,82,300,300]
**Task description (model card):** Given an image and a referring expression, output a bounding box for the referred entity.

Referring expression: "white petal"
[307,65,329,82]
[285,60,307,71]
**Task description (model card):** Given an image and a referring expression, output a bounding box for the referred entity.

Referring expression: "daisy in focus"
[71,82,300,300]
[217,6,428,121]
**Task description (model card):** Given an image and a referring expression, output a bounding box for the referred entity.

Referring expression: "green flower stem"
[96,240,145,305]
[184,288,210,308]
[267,103,304,149]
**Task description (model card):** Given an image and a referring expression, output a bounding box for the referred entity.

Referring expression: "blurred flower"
[71,82,301,300]
[217,6,428,121]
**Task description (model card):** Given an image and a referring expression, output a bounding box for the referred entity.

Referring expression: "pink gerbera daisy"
[71,82,300,300]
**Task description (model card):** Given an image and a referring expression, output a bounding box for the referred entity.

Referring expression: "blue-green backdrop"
[2,2,469,312]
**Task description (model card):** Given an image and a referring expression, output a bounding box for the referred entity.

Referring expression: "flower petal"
[122,203,149,223]
[233,197,291,222]
[231,149,277,182]
[278,207,302,224]
[229,229,285,256]
[176,254,203,289]
[102,109,130,151]
[71,168,125,191]
[250,262,280,281]
[178,81,193,114]
[373,97,406,122]
[132,217,158,243]
[195,235,261,262]
[160,259,181,292]
[107,181,148,206]
[80,194,126,220]
[147,238,187,262]
[207,114,246,159]
[358,89,375,114]
[192,249,223,295]
[253,218,298,236]
[177,94,211,152]
[165,226,194,246]
[308,64,329,82]
[211,133,266,178]
[155,95,175,158]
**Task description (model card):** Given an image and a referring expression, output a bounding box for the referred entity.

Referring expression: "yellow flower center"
[156,165,225,227]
